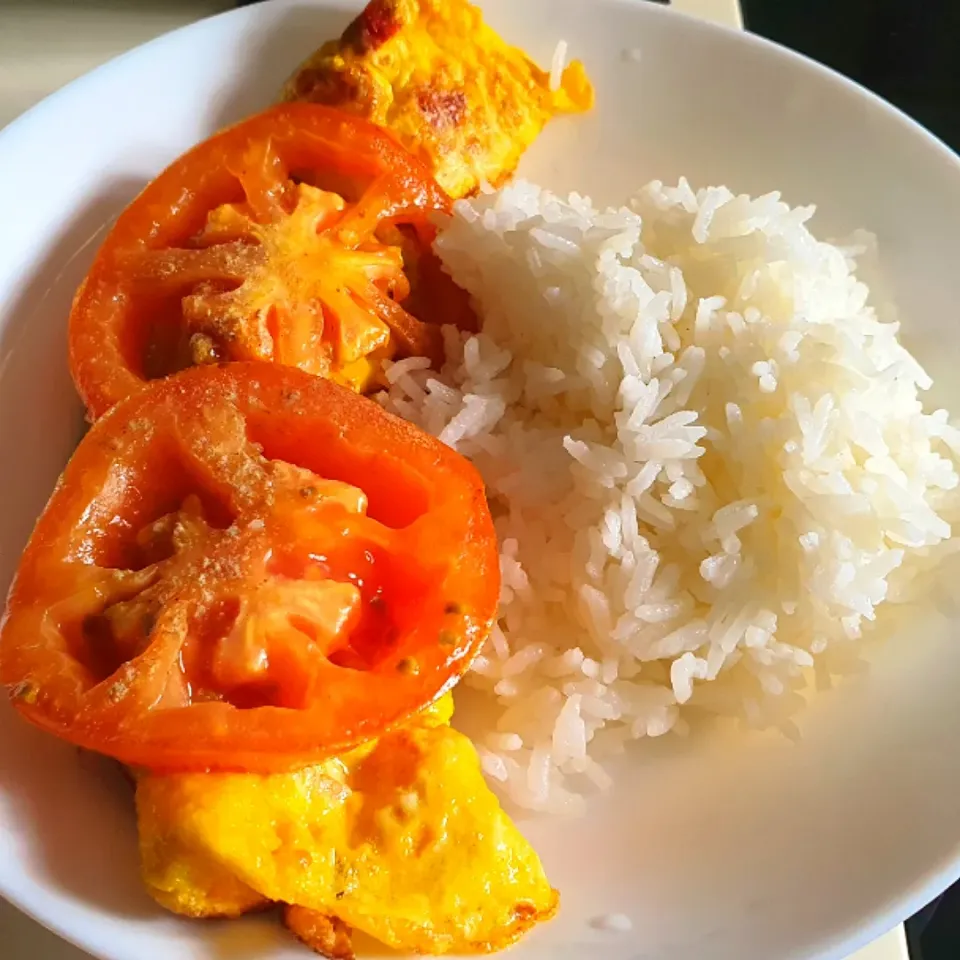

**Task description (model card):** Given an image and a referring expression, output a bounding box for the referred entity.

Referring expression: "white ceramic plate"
[2,2,960,959]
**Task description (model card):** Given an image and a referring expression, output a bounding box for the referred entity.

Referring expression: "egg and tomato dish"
[0,2,592,957]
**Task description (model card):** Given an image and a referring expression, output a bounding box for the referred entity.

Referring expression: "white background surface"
[0,2,912,959]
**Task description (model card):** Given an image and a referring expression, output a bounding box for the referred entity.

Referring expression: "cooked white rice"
[379,178,960,815]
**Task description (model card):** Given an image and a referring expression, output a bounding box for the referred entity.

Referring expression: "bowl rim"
[1,2,959,959]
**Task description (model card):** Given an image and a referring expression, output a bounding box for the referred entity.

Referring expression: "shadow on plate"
[0,705,153,921]
[207,2,353,131]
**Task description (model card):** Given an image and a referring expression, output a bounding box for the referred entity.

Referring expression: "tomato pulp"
[69,103,473,419]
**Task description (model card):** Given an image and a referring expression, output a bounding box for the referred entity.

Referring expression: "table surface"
[0,1,909,959]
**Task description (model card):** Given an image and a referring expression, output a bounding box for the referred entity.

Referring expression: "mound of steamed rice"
[379,178,960,815]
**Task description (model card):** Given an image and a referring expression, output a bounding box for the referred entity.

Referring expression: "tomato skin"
[68,103,469,420]
[0,362,498,773]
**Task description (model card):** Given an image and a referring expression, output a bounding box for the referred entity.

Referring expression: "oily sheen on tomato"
[0,363,498,772]
[68,103,473,419]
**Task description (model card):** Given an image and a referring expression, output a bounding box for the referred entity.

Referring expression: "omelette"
[137,695,557,957]
[282,0,594,198]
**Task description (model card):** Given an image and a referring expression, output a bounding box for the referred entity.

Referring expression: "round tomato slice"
[69,103,473,419]
[0,362,498,772]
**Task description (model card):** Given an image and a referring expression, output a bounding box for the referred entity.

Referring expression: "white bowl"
[1,2,960,959]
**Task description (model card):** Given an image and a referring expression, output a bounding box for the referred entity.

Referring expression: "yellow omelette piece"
[282,0,594,198]
[136,694,557,956]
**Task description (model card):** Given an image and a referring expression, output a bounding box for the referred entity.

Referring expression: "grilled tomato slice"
[69,103,471,419]
[0,362,498,772]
